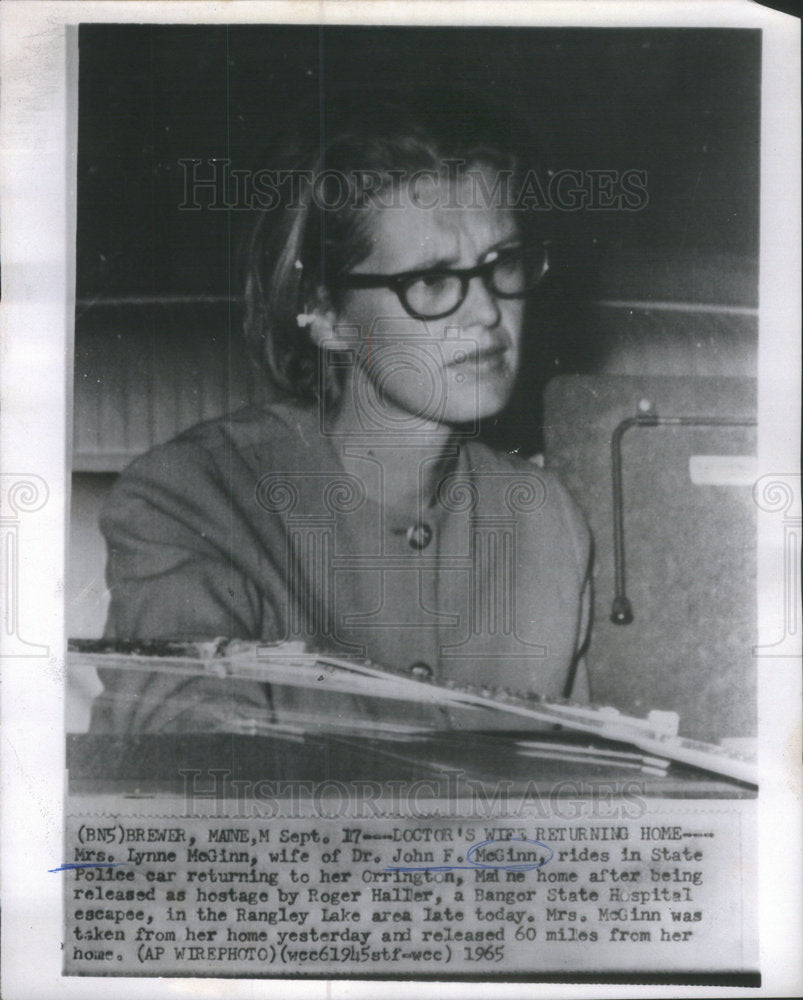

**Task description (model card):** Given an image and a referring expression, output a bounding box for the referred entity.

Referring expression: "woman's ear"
[298,286,353,350]
[298,305,337,348]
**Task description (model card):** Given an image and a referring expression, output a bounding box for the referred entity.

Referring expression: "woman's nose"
[460,273,502,329]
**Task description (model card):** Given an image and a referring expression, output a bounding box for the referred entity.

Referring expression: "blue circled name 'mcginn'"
[386,837,554,874]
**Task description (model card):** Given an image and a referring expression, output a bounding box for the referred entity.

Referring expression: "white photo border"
[1,2,800,998]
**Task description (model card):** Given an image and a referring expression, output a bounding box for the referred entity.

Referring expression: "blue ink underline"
[49,862,126,873]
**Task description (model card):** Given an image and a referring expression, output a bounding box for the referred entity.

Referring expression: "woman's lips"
[447,345,509,371]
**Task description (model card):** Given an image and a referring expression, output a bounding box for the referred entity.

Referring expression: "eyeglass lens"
[402,246,546,318]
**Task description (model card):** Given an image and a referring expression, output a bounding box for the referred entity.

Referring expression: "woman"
[91,87,591,734]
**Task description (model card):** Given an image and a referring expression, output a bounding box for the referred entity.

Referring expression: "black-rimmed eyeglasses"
[332,244,549,320]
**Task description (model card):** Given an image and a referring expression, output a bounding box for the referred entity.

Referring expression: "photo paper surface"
[1,2,800,998]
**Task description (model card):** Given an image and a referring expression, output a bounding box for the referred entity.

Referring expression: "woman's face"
[331,169,525,431]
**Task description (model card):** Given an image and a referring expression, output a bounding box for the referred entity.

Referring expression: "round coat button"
[409,661,433,680]
[406,522,433,550]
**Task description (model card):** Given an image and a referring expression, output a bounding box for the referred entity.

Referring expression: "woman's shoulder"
[461,438,591,549]
[101,400,328,535]
[461,436,575,495]
[115,400,324,482]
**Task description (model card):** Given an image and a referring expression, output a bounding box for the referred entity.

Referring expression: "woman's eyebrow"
[398,234,523,274]
[484,233,523,254]
[383,225,523,275]
[397,250,461,273]
[421,242,522,273]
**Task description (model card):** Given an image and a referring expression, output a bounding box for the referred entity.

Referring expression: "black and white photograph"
[1,2,800,997]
